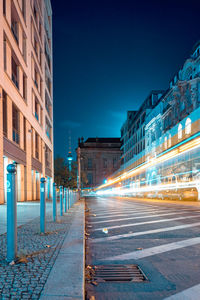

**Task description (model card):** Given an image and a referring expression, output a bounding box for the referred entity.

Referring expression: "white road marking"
[102,237,200,261]
[163,283,200,300]
[91,221,200,243]
[93,215,197,231]
[89,211,191,224]
[92,208,173,219]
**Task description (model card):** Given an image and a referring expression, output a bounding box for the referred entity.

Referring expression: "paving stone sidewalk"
[0,202,80,300]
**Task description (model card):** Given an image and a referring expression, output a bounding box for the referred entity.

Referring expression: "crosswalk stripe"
[89,211,191,224]
[92,208,174,219]
[91,221,200,243]
[102,237,200,261]
[163,283,200,300]
[93,215,197,231]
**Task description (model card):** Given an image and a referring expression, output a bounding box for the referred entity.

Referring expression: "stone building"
[0,0,53,203]
[98,42,200,200]
[77,138,122,188]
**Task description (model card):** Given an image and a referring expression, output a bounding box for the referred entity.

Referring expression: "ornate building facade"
[97,42,200,201]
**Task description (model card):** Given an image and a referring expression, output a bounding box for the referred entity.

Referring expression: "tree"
[54,156,78,189]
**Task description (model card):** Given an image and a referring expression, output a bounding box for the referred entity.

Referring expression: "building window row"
[3,36,27,101]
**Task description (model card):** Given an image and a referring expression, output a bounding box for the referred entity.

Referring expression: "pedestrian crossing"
[86,197,200,299]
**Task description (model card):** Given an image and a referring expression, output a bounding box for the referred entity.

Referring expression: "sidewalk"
[40,199,85,299]
[0,199,85,300]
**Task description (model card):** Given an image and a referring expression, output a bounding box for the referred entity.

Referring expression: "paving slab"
[40,200,85,300]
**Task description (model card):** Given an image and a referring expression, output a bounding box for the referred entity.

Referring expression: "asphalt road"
[85,196,200,300]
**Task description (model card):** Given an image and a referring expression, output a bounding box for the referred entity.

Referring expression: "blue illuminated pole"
[64,187,67,213]
[7,164,17,262]
[53,183,57,222]
[67,188,70,210]
[59,186,63,216]
[40,177,46,234]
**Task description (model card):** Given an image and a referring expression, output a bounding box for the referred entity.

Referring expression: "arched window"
[178,124,182,140]
[185,118,191,135]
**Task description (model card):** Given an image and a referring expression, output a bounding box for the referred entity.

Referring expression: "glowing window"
[178,124,182,140]
[185,118,191,135]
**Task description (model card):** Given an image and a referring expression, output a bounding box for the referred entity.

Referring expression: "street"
[85,197,200,300]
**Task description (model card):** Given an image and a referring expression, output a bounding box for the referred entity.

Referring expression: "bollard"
[40,177,46,234]
[64,187,67,213]
[59,186,63,216]
[53,183,57,222]
[67,188,70,210]
[7,164,17,262]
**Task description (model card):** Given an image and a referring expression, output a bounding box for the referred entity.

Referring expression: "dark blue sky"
[51,0,200,159]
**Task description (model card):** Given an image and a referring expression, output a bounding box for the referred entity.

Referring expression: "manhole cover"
[87,264,148,283]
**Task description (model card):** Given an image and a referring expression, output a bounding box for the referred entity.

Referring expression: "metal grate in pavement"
[92,264,147,282]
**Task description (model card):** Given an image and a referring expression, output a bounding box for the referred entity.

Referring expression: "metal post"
[40,177,46,234]
[64,187,67,213]
[7,164,17,262]
[69,189,71,209]
[59,186,63,216]
[66,188,69,211]
[53,183,57,222]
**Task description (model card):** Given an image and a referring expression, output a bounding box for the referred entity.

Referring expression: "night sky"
[51,0,200,159]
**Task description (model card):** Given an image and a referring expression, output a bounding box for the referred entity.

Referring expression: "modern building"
[97,42,200,201]
[0,0,53,203]
[77,137,122,188]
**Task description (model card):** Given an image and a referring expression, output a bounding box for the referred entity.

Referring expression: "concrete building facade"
[0,0,53,203]
[77,138,122,188]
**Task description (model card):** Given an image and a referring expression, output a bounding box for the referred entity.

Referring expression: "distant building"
[77,138,122,188]
[121,90,164,171]
[0,0,53,203]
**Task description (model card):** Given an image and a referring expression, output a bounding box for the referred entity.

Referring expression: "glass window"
[12,105,20,144]
[185,118,191,135]
[178,124,182,140]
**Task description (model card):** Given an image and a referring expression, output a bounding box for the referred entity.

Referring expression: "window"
[185,118,191,135]
[178,124,182,140]
[113,158,117,168]
[3,0,6,15]
[22,0,26,20]
[3,90,7,137]
[35,133,39,159]
[87,173,93,185]
[45,118,51,140]
[34,68,38,88]
[180,101,185,112]
[3,37,6,71]
[103,158,107,169]
[88,158,92,169]
[12,105,20,144]
[12,56,19,89]
[45,145,52,168]
[22,36,26,61]
[11,16,18,44]
[35,98,39,120]
[23,73,27,100]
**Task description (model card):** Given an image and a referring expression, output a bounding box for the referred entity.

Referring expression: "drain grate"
[90,264,147,282]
